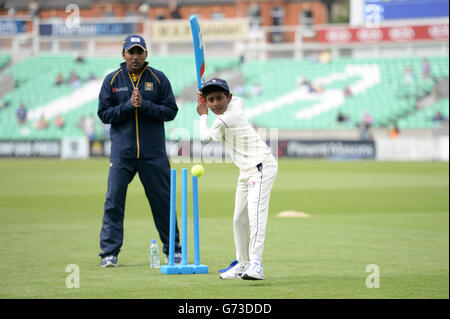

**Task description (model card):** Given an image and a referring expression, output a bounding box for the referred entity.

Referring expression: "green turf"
[0,159,448,298]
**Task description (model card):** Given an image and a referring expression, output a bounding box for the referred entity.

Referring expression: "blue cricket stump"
[161,168,208,275]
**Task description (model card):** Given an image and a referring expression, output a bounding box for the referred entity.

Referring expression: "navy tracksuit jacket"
[98,61,181,258]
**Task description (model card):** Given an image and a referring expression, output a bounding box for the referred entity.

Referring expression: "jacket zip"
[128,70,144,159]
[135,109,140,159]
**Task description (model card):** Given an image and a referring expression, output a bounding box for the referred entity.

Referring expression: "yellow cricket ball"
[191,164,204,177]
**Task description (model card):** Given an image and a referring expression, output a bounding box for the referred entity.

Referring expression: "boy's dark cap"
[123,34,147,51]
[201,78,230,95]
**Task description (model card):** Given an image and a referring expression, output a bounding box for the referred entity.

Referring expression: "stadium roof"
[0,0,239,11]
[0,0,92,11]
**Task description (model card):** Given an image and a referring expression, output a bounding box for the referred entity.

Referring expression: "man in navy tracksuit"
[98,34,181,267]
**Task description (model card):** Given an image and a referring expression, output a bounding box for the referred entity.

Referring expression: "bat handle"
[199,95,206,104]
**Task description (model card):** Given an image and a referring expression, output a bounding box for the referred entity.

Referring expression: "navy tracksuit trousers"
[99,156,181,258]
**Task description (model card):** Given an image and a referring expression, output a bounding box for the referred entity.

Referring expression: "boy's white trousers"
[233,155,278,265]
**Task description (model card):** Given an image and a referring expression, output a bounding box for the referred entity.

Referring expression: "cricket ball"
[191,164,204,177]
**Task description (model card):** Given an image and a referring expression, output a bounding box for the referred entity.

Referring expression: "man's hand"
[196,90,208,116]
[131,88,142,108]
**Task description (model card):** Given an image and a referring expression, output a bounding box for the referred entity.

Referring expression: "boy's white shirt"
[199,96,272,170]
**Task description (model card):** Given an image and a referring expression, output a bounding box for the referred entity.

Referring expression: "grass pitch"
[0,158,448,299]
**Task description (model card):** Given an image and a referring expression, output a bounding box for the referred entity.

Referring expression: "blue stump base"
[161,264,208,275]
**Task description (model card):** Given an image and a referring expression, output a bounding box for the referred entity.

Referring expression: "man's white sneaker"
[219,263,247,279]
[101,255,118,268]
[241,263,264,280]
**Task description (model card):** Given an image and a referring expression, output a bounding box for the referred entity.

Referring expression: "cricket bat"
[189,15,206,102]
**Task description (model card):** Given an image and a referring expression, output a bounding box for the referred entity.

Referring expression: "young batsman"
[196,78,278,280]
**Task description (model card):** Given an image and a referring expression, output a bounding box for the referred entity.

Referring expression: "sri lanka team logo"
[145,82,153,91]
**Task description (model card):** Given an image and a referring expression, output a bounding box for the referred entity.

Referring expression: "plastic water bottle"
[150,239,160,268]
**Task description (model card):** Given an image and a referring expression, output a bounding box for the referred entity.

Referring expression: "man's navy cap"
[123,34,147,51]
[201,78,230,95]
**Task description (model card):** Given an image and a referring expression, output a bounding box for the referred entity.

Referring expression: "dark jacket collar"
[120,61,149,74]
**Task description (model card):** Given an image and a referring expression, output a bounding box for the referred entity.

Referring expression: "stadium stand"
[239,56,448,130]
[0,55,448,141]
[0,55,239,140]
[168,56,449,138]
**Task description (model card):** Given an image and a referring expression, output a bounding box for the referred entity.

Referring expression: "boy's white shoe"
[241,263,264,280]
[219,263,247,279]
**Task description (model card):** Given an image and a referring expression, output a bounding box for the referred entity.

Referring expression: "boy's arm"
[199,115,227,143]
[199,115,226,143]
[196,93,225,143]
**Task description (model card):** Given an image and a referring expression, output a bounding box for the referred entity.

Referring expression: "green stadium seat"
[1,55,448,139]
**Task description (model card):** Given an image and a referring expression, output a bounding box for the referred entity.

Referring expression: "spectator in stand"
[68,70,81,88]
[358,110,373,140]
[234,84,246,97]
[343,86,353,97]
[76,54,85,64]
[82,114,95,141]
[169,0,181,19]
[28,0,40,18]
[307,52,319,64]
[297,76,315,93]
[432,111,446,122]
[87,72,97,82]
[16,103,27,125]
[250,82,263,96]
[403,65,415,85]
[362,110,373,129]
[239,52,245,65]
[389,123,400,139]
[421,58,431,80]
[0,100,11,110]
[336,111,350,124]
[248,1,261,28]
[401,65,417,98]
[53,114,65,128]
[318,51,332,64]
[138,2,150,17]
[315,83,324,93]
[36,114,48,129]
[55,73,64,86]
[297,76,306,87]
